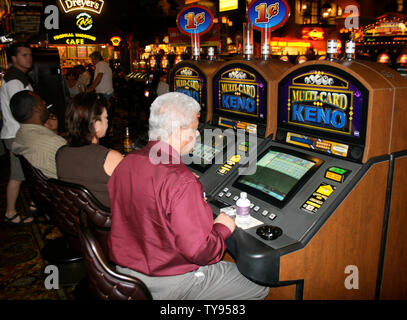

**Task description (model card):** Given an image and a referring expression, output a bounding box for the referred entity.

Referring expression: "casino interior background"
[0,0,407,301]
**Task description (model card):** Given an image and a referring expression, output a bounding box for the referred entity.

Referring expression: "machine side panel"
[278,161,389,299]
[380,155,407,299]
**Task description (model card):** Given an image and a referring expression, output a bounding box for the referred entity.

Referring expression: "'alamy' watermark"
[148,128,258,176]
[344,265,359,290]
[44,265,59,290]
[344,5,359,30]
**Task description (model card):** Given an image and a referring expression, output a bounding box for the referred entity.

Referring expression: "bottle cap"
[240,192,247,199]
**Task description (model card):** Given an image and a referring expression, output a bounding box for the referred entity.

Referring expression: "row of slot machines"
[168,56,407,300]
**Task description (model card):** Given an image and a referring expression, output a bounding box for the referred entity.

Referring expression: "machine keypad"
[268,213,277,220]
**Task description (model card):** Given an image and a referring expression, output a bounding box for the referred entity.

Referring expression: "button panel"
[215,189,278,223]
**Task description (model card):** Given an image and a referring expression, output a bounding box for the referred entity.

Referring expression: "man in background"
[0,42,34,225]
[86,51,114,101]
[10,90,66,179]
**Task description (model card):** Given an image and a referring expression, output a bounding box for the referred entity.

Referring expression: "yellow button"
[316,185,334,197]
[325,171,341,182]
[229,155,241,163]
[307,200,321,208]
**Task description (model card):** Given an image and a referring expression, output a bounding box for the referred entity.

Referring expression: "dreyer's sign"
[59,0,104,14]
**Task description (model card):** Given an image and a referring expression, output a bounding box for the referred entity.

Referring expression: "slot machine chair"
[47,178,112,258]
[76,219,153,300]
[17,155,85,287]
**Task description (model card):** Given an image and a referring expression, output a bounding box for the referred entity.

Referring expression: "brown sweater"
[56,144,111,207]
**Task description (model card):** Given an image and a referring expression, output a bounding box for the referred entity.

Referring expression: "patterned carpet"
[0,103,148,300]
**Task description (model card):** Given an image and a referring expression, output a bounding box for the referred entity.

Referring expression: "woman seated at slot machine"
[56,92,123,207]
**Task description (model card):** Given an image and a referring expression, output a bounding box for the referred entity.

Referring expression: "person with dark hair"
[10,90,66,180]
[86,51,114,101]
[56,92,123,207]
[0,41,34,225]
[74,64,91,89]
[65,68,82,97]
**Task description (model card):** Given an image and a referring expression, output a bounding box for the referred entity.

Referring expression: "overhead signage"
[176,5,214,36]
[302,28,325,40]
[53,32,96,44]
[279,68,367,140]
[219,0,238,12]
[110,36,121,46]
[247,0,290,32]
[59,0,105,14]
[49,1,105,44]
[76,12,93,31]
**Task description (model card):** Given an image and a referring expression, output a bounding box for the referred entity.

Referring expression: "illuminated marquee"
[219,68,259,117]
[286,71,355,135]
[173,67,203,104]
[53,32,96,44]
[110,36,122,46]
[59,0,104,14]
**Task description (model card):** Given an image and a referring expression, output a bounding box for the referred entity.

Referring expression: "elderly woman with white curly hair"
[107,92,269,300]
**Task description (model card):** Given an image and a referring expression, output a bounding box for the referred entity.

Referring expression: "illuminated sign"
[279,68,368,141]
[176,5,214,36]
[76,12,93,31]
[302,28,325,40]
[213,65,267,121]
[247,0,290,32]
[219,0,238,12]
[171,66,207,111]
[270,40,311,47]
[53,32,96,44]
[110,36,121,46]
[59,0,104,14]
[219,69,258,117]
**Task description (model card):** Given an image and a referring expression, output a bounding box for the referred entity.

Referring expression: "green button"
[329,167,347,174]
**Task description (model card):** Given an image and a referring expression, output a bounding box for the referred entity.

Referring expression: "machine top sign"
[176,5,214,36]
[247,0,290,32]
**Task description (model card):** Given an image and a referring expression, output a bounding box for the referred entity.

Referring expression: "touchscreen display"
[234,148,323,207]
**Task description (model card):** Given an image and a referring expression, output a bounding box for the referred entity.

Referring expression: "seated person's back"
[56,92,123,207]
[10,90,66,179]
[56,144,111,207]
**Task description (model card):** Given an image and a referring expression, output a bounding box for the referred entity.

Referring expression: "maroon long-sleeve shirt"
[108,140,232,276]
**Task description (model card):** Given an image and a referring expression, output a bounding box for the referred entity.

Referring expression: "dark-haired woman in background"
[56,92,123,207]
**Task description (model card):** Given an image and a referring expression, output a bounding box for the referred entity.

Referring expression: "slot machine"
[196,58,292,196]
[208,57,407,299]
[169,56,292,196]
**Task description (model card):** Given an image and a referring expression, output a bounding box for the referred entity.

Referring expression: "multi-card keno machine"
[169,17,291,196]
[209,41,407,300]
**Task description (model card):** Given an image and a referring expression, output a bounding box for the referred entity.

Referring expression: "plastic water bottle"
[235,192,251,228]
